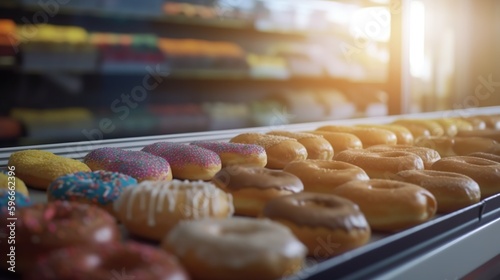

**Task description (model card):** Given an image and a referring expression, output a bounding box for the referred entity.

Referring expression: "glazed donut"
[26,242,189,280]
[283,160,369,194]
[0,189,31,213]
[303,131,363,152]
[356,124,414,145]
[331,179,437,231]
[8,150,91,190]
[267,131,334,160]
[392,119,445,136]
[472,114,500,129]
[415,136,500,157]
[0,170,29,197]
[47,171,138,214]
[142,142,222,180]
[212,165,303,216]
[462,117,487,130]
[262,192,370,257]
[190,141,267,167]
[367,144,441,169]
[114,179,234,241]
[448,118,474,131]
[230,133,307,169]
[431,119,458,137]
[456,129,500,142]
[83,147,172,182]
[394,123,431,139]
[334,149,424,179]
[431,156,500,198]
[316,125,397,147]
[0,201,120,272]
[391,170,481,213]
[162,217,307,280]
[468,152,500,163]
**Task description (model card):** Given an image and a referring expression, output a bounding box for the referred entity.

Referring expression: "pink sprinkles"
[190,141,265,156]
[142,142,221,168]
[83,147,170,181]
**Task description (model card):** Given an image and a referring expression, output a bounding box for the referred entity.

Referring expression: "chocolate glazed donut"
[262,192,371,258]
[213,165,303,217]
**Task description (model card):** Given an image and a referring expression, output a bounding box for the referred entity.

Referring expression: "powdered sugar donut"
[142,142,222,180]
[83,147,172,182]
[191,141,267,167]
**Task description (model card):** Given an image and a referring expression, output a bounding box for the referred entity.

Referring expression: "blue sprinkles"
[48,170,138,205]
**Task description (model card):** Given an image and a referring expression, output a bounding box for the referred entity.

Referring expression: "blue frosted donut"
[47,171,137,209]
[0,189,32,213]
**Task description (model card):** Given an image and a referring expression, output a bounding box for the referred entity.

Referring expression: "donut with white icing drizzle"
[114,180,234,241]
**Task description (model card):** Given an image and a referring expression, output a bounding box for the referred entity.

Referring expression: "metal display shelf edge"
[1,106,499,165]
[1,107,500,279]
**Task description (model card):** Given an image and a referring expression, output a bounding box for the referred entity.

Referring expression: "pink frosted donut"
[142,142,222,180]
[83,147,172,182]
[190,141,267,167]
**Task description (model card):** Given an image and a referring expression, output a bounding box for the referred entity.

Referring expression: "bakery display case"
[1,107,500,279]
[1,0,500,279]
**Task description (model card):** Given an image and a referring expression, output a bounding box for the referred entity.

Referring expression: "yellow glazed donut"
[391,170,481,213]
[283,160,369,193]
[230,133,307,169]
[114,180,234,241]
[356,124,414,145]
[262,192,371,257]
[472,114,500,129]
[431,119,458,137]
[304,131,363,152]
[449,118,475,131]
[462,117,487,130]
[395,123,431,139]
[431,156,500,198]
[162,217,307,280]
[334,149,424,179]
[267,131,334,160]
[0,171,29,197]
[367,144,441,169]
[212,166,303,217]
[415,136,500,157]
[316,126,397,147]
[392,119,445,137]
[8,150,91,190]
[331,179,437,232]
